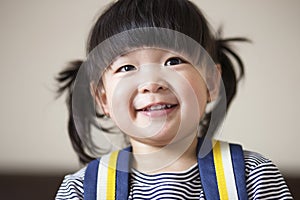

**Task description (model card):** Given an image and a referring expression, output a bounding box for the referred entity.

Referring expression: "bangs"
[87,0,214,55]
[86,27,215,83]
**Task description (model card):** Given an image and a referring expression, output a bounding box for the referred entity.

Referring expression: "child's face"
[98,48,212,146]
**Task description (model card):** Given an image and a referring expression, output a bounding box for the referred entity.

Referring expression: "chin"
[134,126,187,147]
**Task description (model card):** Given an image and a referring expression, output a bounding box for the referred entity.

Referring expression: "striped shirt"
[128,163,202,199]
[55,151,293,199]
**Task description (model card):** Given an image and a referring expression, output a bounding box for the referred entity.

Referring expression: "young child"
[56,0,293,199]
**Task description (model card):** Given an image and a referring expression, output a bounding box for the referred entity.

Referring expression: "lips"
[136,103,178,117]
[137,103,176,111]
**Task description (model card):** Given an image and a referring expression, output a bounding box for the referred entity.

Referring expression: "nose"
[138,82,168,93]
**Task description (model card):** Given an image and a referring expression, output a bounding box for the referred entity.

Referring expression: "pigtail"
[215,36,250,109]
[56,60,95,164]
[200,33,250,137]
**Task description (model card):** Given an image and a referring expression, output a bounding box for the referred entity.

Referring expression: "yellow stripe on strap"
[106,151,119,200]
[213,141,229,200]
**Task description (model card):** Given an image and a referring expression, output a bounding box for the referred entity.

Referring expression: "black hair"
[56,0,249,164]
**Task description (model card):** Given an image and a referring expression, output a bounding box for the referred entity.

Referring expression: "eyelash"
[115,57,186,73]
[115,65,137,73]
[164,57,185,66]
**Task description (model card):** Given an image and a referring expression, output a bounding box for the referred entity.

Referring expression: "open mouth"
[137,104,177,111]
[136,103,178,117]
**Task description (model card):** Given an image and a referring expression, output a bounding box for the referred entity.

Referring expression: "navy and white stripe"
[128,163,202,200]
[244,151,292,199]
[55,151,293,199]
[55,167,85,200]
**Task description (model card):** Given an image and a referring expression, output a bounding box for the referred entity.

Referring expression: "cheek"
[182,70,208,118]
[196,84,208,118]
[102,75,137,124]
[100,75,119,114]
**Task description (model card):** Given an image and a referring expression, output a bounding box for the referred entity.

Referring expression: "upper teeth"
[147,104,172,111]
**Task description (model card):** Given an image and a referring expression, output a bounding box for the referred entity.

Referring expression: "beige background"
[0,0,299,175]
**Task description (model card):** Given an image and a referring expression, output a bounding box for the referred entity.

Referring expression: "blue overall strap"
[115,148,131,199]
[84,159,100,199]
[230,143,248,199]
[84,147,131,200]
[198,140,248,200]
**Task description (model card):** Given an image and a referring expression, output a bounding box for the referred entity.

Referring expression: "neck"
[130,134,198,174]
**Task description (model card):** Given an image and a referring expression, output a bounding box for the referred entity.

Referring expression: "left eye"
[165,57,184,66]
[116,65,137,73]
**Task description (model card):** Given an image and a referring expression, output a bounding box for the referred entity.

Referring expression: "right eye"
[164,57,185,66]
[115,65,137,73]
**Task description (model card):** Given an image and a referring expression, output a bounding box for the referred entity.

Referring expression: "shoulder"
[243,150,293,199]
[55,167,86,200]
[243,150,273,174]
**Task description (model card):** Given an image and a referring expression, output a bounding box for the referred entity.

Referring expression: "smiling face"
[97,48,214,147]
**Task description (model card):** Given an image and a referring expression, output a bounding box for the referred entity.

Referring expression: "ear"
[207,64,222,102]
[90,82,110,116]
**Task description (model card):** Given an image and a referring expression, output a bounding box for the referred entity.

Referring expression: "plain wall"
[0,0,299,175]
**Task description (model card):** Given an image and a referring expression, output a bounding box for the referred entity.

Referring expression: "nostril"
[157,86,164,91]
[138,82,167,93]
